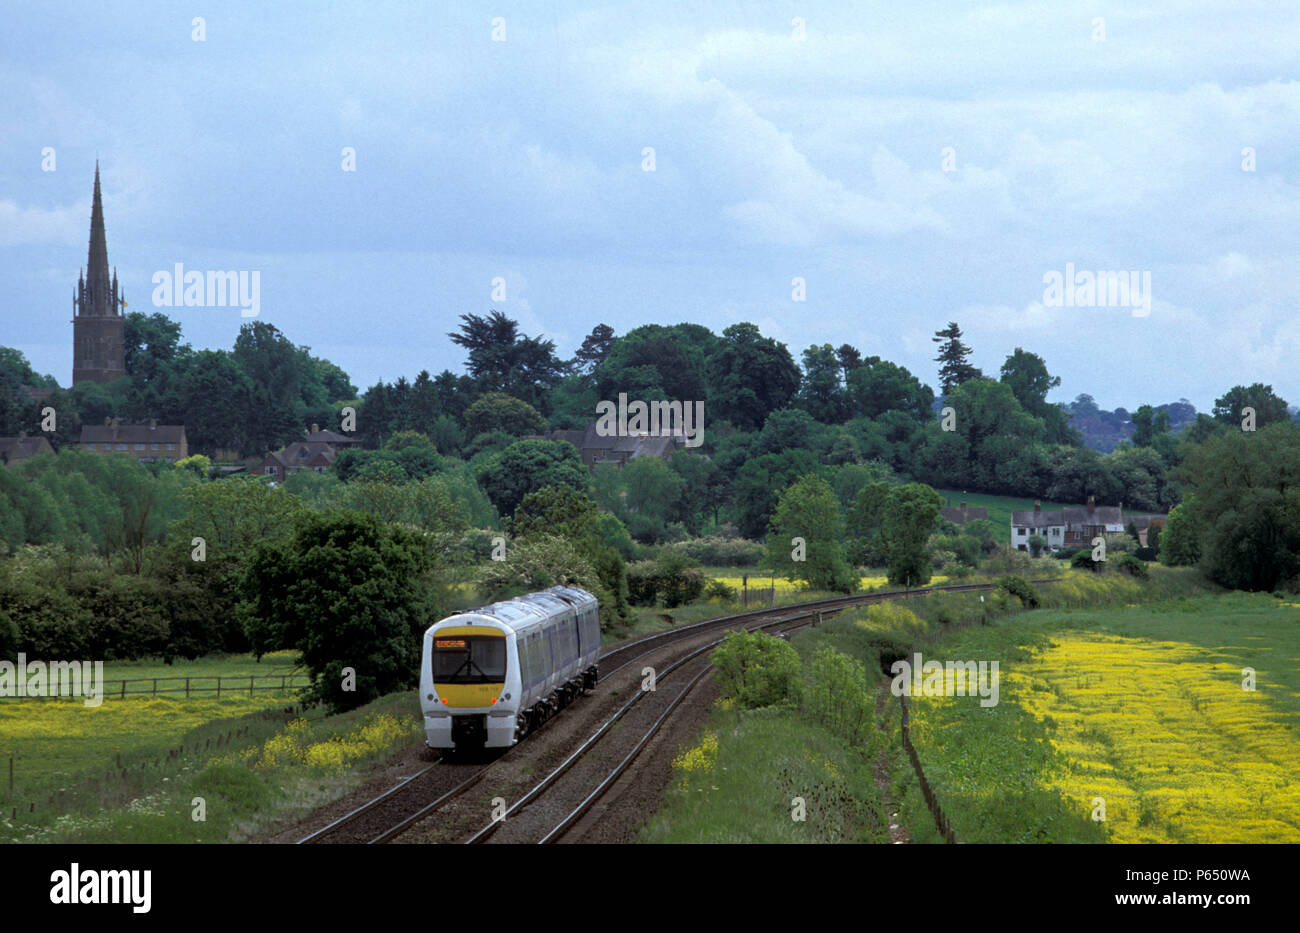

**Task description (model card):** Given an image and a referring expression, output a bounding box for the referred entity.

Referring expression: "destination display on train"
[434,639,467,649]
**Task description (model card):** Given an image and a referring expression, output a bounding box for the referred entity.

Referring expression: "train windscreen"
[432,636,507,684]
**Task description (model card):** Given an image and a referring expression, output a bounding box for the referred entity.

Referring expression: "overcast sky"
[2,1,1297,412]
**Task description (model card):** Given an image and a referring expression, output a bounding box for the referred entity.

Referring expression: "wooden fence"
[0,672,311,701]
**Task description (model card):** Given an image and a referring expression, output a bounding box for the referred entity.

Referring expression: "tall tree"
[449,310,566,410]
[1212,383,1289,428]
[765,473,853,592]
[932,322,982,394]
[795,344,849,424]
[574,324,616,374]
[705,322,801,431]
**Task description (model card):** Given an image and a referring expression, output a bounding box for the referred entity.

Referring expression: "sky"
[2,0,1297,413]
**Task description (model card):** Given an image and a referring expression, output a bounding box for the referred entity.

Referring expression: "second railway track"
[296,577,1054,845]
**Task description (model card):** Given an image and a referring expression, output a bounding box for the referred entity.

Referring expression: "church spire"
[84,161,113,317]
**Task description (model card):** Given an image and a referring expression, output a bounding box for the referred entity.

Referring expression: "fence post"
[186,677,190,698]
[281,675,286,691]
[8,754,12,793]
[153,678,157,697]
[120,681,125,699]
[217,676,221,698]
[250,675,254,697]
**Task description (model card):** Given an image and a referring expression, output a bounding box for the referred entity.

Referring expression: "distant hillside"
[1063,396,1198,453]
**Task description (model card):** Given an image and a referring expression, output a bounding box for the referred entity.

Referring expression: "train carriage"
[420,585,600,751]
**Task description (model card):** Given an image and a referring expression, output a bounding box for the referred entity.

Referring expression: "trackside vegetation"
[648,567,1237,843]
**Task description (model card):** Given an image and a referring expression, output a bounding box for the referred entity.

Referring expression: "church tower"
[72,163,126,385]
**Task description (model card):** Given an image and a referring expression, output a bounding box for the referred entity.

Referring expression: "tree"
[1212,384,1289,428]
[509,484,600,545]
[879,483,944,586]
[1000,348,1077,444]
[463,392,547,438]
[574,324,616,374]
[836,344,863,379]
[732,449,821,540]
[1171,423,1300,590]
[174,350,256,454]
[794,344,849,423]
[765,474,854,592]
[596,324,716,406]
[243,511,443,710]
[449,310,567,410]
[474,439,588,518]
[932,322,982,394]
[1130,404,1171,447]
[1159,497,1201,567]
[846,356,934,422]
[706,323,801,430]
[171,475,304,561]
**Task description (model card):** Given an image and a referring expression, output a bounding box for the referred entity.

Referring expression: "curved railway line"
[295,577,1053,845]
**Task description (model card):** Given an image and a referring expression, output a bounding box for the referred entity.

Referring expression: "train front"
[420,615,519,751]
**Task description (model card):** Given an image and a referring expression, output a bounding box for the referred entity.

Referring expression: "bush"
[705,578,736,601]
[1116,554,1150,579]
[664,536,765,567]
[803,646,875,748]
[711,630,801,708]
[625,553,707,608]
[996,574,1040,609]
[1071,550,1101,572]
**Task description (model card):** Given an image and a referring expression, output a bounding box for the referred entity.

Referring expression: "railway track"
[296,577,1053,845]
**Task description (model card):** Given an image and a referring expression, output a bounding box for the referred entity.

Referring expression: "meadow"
[933,488,1072,544]
[900,591,1300,843]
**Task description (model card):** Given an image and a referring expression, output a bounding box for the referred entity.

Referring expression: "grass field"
[0,651,303,815]
[934,489,1072,544]
[901,592,1300,842]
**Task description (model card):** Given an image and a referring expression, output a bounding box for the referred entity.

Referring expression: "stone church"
[71,163,126,385]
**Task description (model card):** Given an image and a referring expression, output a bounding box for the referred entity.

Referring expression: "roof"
[305,428,360,445]
[79,423,186,444]
[0,436,54,465]
[1127,514,1168,528]
[1061,506,1123,526]
[1010,509,1064,526]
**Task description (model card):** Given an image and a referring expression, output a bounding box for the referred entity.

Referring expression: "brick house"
[78,419,187,462]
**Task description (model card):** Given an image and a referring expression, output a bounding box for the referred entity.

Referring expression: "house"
[940,500,989,526]
[1061,496,1125,547]
[0,434,54,467]
[543,422,687,470]
[78,419,187,462]
[1010,502,1066,552]
[1012,496,1156,552]
[255,425,359,482]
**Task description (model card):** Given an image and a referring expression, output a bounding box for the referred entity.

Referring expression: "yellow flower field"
[1015,630,1300,843]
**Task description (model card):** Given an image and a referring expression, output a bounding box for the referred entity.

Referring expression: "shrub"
[803,646,875,748]
[711,630,801,708]
[997,574,1040,608]
[705,578,737,601]
[1116,554,1150,579]
[664,536,765,567]
[1071,550,1100,572]
[625,553,707,608]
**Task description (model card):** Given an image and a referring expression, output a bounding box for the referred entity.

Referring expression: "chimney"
[1087,495,1096,511]
[149,418,157,431]
[1034,500,1041,512]
[310,423,320,435]
[104,416,111,427]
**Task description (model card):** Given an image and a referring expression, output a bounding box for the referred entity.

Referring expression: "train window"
[433,636,506,683]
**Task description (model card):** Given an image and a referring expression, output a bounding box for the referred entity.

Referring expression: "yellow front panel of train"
[436,682,505,708]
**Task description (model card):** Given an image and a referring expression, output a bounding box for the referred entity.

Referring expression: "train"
[420,585,601,752]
